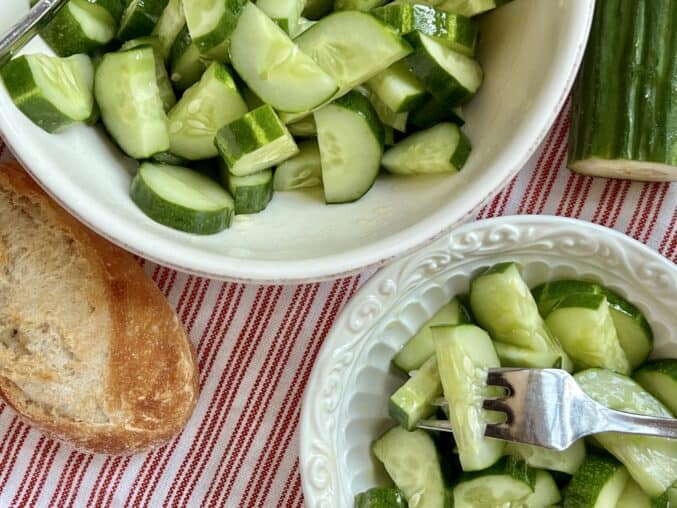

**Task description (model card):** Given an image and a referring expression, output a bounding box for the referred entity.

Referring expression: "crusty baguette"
[0,162,198,454]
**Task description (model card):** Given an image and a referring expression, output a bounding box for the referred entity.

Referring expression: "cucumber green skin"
[354,488,407,508]
[130,170,233,234]
[189,0,247,53]
[39,3,115,57]
[119,38,176,111]
[456,456,537,488]
[332,91,386,148]
[169,26,207,91]
[92,0,125,20]
[634,360,677,414]
[334,0,386,10]
[563,450,627,508]
[117,0,170,40]
[388,356,441,430]
[224,171,274,215]
[451,128,471,170]
[408,97,464,129]
[152,151,188,165]
[569,0,677,168]
[372,3,478,57]
[0,57,82,133]
[302,0,332,19]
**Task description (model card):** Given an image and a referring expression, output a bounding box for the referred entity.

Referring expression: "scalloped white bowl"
[300,215,677,507]
[0,1,594,282]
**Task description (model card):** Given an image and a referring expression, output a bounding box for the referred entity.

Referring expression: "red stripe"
[102,457,131,508]
[158,283,244,505]
[625,183,650,237]
[0,418,24,493]
[279,458,301,508]
[87,457,115,508]
[533,127,571,215]
[243,277,362,508]
[659,208,677,261]
[64,455,94,508]
[46,451,76,506]
[166,286,283,507]
[51,453,87,507]
[203,284,318,506]
[640,183,669,244]
[12,435,49,506]
[28,441,59,508]
[627,183,659,240]
[0,422,30,494]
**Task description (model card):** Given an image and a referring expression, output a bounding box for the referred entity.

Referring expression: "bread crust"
[0,163,199,454]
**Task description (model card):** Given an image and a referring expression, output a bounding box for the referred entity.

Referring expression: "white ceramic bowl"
[299,215,677,507]
[0,1,594,282]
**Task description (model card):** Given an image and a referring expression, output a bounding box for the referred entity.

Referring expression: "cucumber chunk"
[223,168,274,215]
[389,356,442,431]
[575,368,677,497]
[532,280,653,370]
[182,0,246,53]
[334,0,386,11]
[215,104,299,177]
[404,31,482,106]
[524,470,561,507]
[39,0,117,57]
[372,426,449,508]
[117,0,170,41]
[315,91,384,204]
[295,11,412,94]
[545,294,630,374]
[0,54,94,133]
[120,37,176,111]
[365,89,409,133]
[355,488,407,508]
[615,479,653,508]
[274,139,322,191]
[131,163,234,234]
[409,97,464,129]
[563,450,628,508]
[167,62,247,160]
[287,116,317,137]
[469,263,572,371]
[382,123,471,175]
[169,25,207,91]
[372,3,478,56]
[432,324,504,471]
[152,0,186,60]
[229,3,338,113]
[634,360,677,415]
[505,440,586,475]
[95,47,169,158]
[493,342,563,369]
[398,0,513,17]
[367,61,428,114]
[393,298,469,373]
[302,0,332,19]
[451,456,537,507]
[256,0,304,34]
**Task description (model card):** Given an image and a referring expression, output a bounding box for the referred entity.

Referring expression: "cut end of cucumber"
[569,159,677,183]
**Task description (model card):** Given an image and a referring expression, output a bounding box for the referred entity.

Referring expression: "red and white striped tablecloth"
[0,102,675,507]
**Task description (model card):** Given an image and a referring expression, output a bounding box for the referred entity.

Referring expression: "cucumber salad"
[361,263,677,508]
[0,0,513,234]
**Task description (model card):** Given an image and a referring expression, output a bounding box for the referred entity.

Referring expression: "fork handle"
[601,408,677,439]
[0,0,69,68]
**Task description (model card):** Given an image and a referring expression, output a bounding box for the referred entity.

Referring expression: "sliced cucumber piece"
[274,139,322,191]
[315,90,384,204]
[95,47,169,158]
[575,368,677,498]
[0,54,94,133]
[39,0,116,57]
[493,342,563,369]
[215,104,299,177]
[405,31,482,106]
[287,115,316,137]
[131,163,233,234]
[120,37,176,111]
[382,123,471,175]
[302,0,332,19]
[545,294,630,374]
[469,263,573,371]
[409,97,464,129]
[393,298,469,373]
[183,0,246,53]
[151,151,188,165]
[169,25,207,91]
[229,3,338,113]
[366,89,409,133]
[532,280,654,370]
[334,0,386,11]
[372,3,479,57]
[152,0,185,60]
[117,0,170,40]
[372,426,449,508]
[563,450,628,508]
[452,457,537,507]
[615,479,652,508]
[505,440,586,475]
[367,61,428,114]
[432,324,504,471]
[398,0,513,17]
[295,11,412,94]
[389,356,442,430]
[223,168,273,215]
[355,488,407,508]
[634,360,677,415]
[290,16,317,38]
[167,62,247,160]
[85,0,124,21]
[524,470,561,507]
[256,0,304,34]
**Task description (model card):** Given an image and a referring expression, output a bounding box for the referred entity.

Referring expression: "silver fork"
[0,0,69,67]
[418,367,677,451]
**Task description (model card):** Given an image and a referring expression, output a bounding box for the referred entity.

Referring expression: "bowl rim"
[299,214,677,506]
[0,0,595,283]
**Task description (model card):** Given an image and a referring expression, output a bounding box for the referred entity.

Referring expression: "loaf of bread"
[0,162,198,454]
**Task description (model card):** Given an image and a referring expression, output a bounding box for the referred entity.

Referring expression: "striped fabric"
[0,102,675,507]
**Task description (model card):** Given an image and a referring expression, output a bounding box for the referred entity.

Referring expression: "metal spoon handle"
[0,0,69,68]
